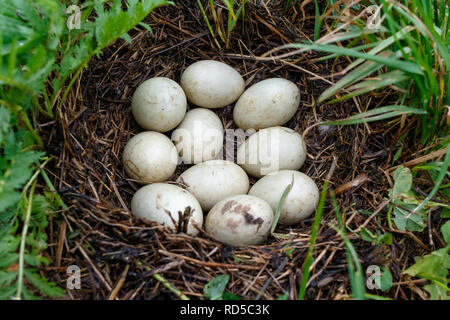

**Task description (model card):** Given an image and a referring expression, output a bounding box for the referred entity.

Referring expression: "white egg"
[123,131,178,183]
[180,60,245,108]
[249,170,319,225]
[171,108,224,164]
[131,77,187,132]
[177,160,249,211]
[233,78,300,130]
[131,183,203,236]
[236,127,307,177]
[205,195,274,246]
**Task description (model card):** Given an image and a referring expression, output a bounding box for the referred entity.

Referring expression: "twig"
[107,264,130,300]
[77,246,113,292]
[158,249,262,270]
[255,257,289,300]
[354,197,393,233]
[140,260,185,278]
[56,221,67,267]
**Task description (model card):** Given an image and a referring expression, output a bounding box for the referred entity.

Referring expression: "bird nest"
[42,1,428,300]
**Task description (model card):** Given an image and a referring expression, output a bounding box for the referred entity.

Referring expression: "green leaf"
[138,22,153,33]
[0,271,16,288]
[379,266,393,292]
[360,227,375,242]
[393,166,413,196]
[392,145,403,164]
[23,269,65,297]
[0,191,21,213]
[0,285,16,300]
[0,234,20,252]
[204,274,230,300]
[442,207,450,218]
[424,283,450,300]
[393,201,426,232]
[120,33,132,44]
[277,292,289,300]
[377,232,392,246]
[0,253,18,268]
[389,166,427,231]
[222,291,240,300]
[405,247,450,282]
[442,221,450,245]
[95,0,168,50]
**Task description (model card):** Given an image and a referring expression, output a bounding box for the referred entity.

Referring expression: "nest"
[41,1,432,300]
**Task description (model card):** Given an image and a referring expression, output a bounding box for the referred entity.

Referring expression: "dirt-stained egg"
[180,60,245,108]
[249,170,319,225]
[233,78,300,130]
[205,195,274,246]
[237,127,307,177]
[131,77,187,132]
[177,160,250,211]
[123,131,178,183]
[131,183,203,236]
[171,108,224,164]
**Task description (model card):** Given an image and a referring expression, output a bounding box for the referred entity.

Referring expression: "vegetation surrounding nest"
[0,0,448,300]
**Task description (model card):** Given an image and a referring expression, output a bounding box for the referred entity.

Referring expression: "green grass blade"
[318,47,413,103]
[330,191,366,300]
[287,43,424,75]
[324,105,427,126]
[228,1,247,33]
[316,42,381,62]
[197,0,221,49]
[329,70,410,102]
[344,26,414,72]
[319,29,383,45]
[270,179,294,234]
[319,59,383,102]
[413,145,450,213]
[365,293,392,300]
[392,4,450,68]
[298,179,329,299]
[223,0,236,21]
[313,0,321,41]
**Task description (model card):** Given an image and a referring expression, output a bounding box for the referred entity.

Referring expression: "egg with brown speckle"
[205,195,273,246]
[131,183,203,236]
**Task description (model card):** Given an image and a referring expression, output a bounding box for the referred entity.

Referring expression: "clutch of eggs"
[124,60,320,246]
